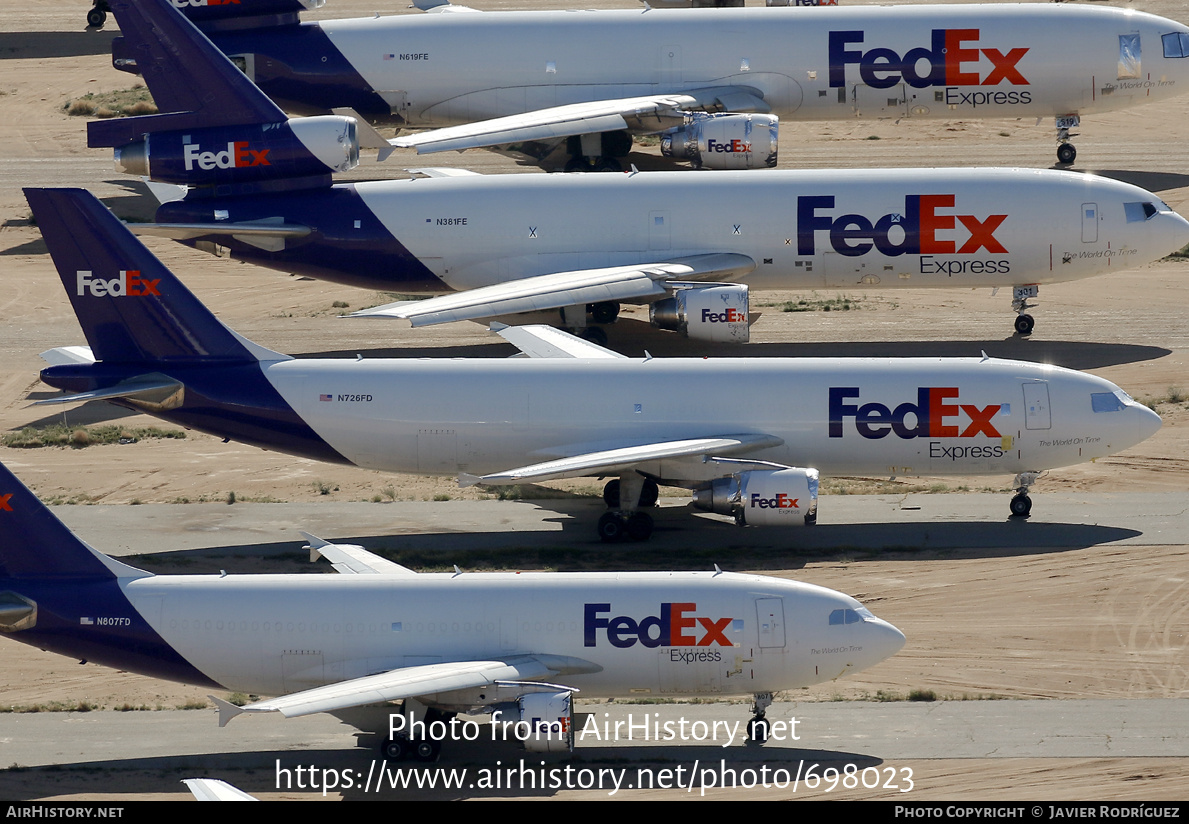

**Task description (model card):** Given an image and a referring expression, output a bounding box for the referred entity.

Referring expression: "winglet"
[210,695,245,728]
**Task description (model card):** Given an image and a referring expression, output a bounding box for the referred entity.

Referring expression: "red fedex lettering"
[696,616,733,647]
[944,29,981,86]
[0,494,12,511]
[670,602,698,646]
[956,214,1009,254]
[982,48,1029,86]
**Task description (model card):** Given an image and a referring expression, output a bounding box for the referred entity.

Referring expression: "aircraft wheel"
[87,7,107,27]
[590,301,620,324]
[1009,494,1032,518]
[564,158,590,173]
[626,511,654,542]
[1014,314,1035,336]
[640,478,659,508]
[747,715,769,743]
[598,511,627,543]
[1056,143,1076,165]
[413,739,441,762]
[594,157,622,173]
[580,326,608,347]
[603,479,620,509]
[382,737,409,761]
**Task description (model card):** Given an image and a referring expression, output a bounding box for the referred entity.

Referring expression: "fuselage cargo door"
[851,83,907,117]
[1023,381,1051,431]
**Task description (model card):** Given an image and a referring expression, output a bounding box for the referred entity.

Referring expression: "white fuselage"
[122,571,903,701]
[318,5,1189,125]
[349,168,1189,293]
[266,355,1160,481]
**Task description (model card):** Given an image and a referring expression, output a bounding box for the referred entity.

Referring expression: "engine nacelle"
[492,691,574,752]
[660,113,778,170]
[650,284,749,343]
[113,115,359,186]
[693,468,820,526]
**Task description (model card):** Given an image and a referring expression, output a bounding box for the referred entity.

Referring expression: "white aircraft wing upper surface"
[301,532,416,575]
[490,323,628,360]
[459,434,785,487]
[350,253,756,327]
[217,654,598,721]
[391,88,769,154]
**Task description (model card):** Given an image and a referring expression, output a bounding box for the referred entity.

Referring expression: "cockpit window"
[1119,34,1141,79]
[1124,202,1160,222]
[829,607,876,625]
[1091,391,1133,413]
[1163,32,1189,58]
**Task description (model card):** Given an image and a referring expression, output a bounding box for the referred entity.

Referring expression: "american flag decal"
[319,394,333,402]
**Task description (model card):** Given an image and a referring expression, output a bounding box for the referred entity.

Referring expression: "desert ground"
[0,0,1186,802]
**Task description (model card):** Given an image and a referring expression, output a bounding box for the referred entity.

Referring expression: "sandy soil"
[0,0,1186,802]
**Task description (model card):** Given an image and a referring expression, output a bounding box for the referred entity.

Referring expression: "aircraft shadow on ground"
[0,32,118,60]
[13,399,141,430]
[120,511,1142,577]
[0,742,884,800]
[1079,168,1189,194]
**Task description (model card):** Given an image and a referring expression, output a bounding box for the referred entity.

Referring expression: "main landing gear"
[1011,285,1039,336]
[559,302,620,347]
[382,705,453,762]
[1055,115,1079,166]
[1009,472,1040,519]
[747,692,774,744]
[87,0,110,27]
[598,475,659,542]
[563,131,633,173]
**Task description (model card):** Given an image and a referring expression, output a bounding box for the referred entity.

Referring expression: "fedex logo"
[75,270,161,298]
[829,29,1029,90]
[701,307,746,324]
[829,387,1002,440]
[797,195,1007,258]
[584,602,734,649]
[749,493,799,509]
[706,138,751,154]
[183,141,271,172]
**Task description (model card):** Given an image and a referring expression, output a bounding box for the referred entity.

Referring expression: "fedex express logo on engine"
[585,603,734,648]
[830,387,1001,440]
[702,307,746,324]
[829,29,1029,89]
[706,138,751,154]
[798,195,1006,258]
[76,270,161,298]
[183,141,270,172]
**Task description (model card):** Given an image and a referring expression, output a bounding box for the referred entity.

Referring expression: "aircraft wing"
[350,253,756,327]
[490,323,627,359]
[391,87,769,154]
[459,433,784,486]
[182,778,258,801]
[214,654,599,722]
[302,532,416,575]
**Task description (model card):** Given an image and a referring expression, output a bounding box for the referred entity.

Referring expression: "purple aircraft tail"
[25,188,268,365]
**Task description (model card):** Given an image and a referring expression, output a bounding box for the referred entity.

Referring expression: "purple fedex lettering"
[829,386,1001,440]
[584,603,733,648]
[828,29,1029,90]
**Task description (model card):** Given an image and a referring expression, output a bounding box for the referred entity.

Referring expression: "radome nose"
[867,615,907,663]
[1159,209,1189,257]
[1131,403,1163,446]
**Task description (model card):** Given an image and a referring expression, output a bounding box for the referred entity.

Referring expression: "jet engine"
[112,115,360,186]
[660,113,778,170]
[492,691,574,752]
[650,284,750,343]
[693,467,820,526]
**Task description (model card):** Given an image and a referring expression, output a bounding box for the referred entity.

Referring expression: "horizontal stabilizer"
[301,531,416,575]
[350,253,755,327]
[460,433,784,486]
[33,374,183,407]
[127,222,312,241]
[182,778,258,802]
[491,323,626,359]
[39,346,96,366]
[228,654,598,719]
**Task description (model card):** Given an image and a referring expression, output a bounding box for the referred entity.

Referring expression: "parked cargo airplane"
[111,1,1189,168]
[91,0,1189,340]
[0,460,906,758]
[28,188,1162,540]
